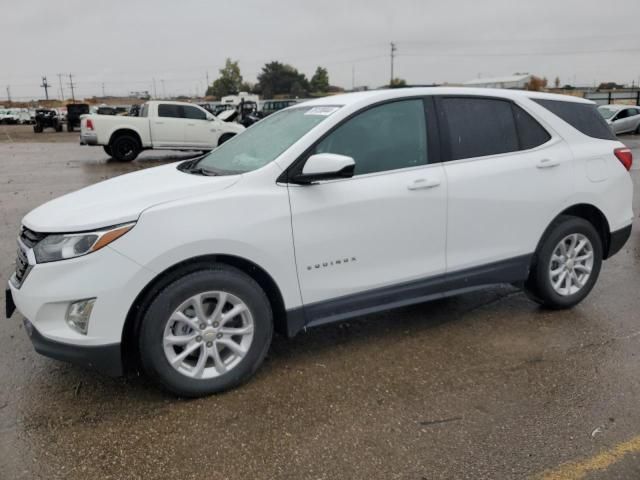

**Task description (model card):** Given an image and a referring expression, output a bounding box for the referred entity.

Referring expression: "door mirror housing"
[291,153,356,184]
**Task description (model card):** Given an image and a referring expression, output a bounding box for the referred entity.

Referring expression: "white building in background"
[463,74,532,89]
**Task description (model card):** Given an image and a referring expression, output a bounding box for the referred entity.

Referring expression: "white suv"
[6,88,634,397]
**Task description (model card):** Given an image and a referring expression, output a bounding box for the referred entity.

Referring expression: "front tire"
[139,266,273,397]
[110,134,141,161]
[103,145,112,157]
[525,215,602,309]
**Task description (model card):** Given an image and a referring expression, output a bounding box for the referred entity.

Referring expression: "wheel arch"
[121,254,288,372]
[108,128,143,148]
[535,203,612,261]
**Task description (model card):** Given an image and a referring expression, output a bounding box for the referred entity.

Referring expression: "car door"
[611,108,633,134]
[627,108,640,133]
[436,96,574,273]
[287,98,447,316]
[182,105,219,148]
[152,104,186,147]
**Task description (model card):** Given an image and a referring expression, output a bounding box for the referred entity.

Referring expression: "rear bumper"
[606,224,632,259]
[23,319,123,376]
[80,132,98,145]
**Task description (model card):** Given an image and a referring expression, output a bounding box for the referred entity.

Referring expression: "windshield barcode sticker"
[305,106,340,116]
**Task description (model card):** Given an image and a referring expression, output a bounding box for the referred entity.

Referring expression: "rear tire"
[138,266,273,397]
[33,124,43,133]
[55,122,62,132]
[110,134,141,162]
[524,215,602,309]
[67,123,74,132]
[103,145,112,156]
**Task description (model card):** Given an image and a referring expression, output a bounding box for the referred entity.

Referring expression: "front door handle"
[187,123,195,126]
[155,121,164,125]
[408,178,441,190]
[536,158,560,169]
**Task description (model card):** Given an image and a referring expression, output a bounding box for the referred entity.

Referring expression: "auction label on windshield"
[305,106,340,116]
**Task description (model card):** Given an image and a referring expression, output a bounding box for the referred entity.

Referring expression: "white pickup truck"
[80,101,245,161]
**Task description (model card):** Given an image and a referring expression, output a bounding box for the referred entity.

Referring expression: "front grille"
[14,247,30,286]
[13,227,45,288]
[20,227,46,248]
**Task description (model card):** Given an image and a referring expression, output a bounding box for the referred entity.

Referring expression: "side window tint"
[513,104,551,149]
[532,99,616,140]
[182,105,207,120]
[314,99,427,175]
[158,104,182,118]
[440,98,518,160]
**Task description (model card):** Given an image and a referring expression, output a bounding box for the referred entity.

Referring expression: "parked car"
[80,100,244,161]
[0,108,29,124]
[66,103,90,132]
[598,104,640,134]
[7,88,633,397]
[33,108,62,132]
[260,99,298,116]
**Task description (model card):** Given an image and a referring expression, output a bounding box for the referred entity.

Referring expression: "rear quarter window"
[533,99,616,140]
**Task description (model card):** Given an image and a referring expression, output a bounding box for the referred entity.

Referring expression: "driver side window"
[313,99,428,175]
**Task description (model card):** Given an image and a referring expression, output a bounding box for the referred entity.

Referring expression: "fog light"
[66,298,95,335]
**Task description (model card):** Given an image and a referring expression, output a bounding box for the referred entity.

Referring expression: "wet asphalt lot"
[0,125,639,479]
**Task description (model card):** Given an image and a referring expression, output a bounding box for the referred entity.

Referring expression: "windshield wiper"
[189,166,220,176]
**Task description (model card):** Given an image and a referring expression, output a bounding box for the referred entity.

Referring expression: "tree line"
[206,58,344,99]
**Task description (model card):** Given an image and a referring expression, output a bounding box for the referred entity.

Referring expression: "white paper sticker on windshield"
[305,106,339,116]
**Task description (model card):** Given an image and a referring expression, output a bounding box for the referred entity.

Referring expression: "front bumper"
[80,131,98,145]
[6,244,155,376]
[23,318,122,376]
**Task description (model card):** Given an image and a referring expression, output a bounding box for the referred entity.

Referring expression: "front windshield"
[197,105,340,174]
[598,106,617,119]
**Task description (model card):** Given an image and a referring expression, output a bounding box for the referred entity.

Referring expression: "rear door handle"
[155,121,164,125]
[407,178,441,190]
[187,123,195,126]
[536,158,560,169]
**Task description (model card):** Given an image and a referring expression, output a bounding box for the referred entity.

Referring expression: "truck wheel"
[55,122,63,132]
[67,123,74,132]
[103,145,112,157]
[110,134,141,162]
[138,266,273,397]
[524,215,602,309]
[33,124,43,133]
[218,133,235,146]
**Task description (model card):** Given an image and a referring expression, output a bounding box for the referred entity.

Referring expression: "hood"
[23,162,240,233]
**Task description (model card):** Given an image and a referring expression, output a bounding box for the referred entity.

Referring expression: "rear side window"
[513,104,551,149]
[439,97,519,160]
[533,99,616,140]
[158,104,182,118]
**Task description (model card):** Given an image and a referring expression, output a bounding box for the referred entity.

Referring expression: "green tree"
[256,61,309,98]
[310,66,330,93]
[389,78,407,88]
[206,58,243,98]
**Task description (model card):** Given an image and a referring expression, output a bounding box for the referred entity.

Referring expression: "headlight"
[33,223,134,263]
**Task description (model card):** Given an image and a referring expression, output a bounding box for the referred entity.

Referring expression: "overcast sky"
[2,0,640,101]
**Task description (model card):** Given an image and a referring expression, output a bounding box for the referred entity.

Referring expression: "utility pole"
[6,85,11,103]
[40,76,50,100]
[102,82,105,97]
[352,64,355,90]
[57,73,65,101]
[152,78,157,99]
[161,79,166,99]
[68,74,76,103]
[390,42,397,86]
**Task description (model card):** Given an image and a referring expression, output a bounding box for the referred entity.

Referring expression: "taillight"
[86,118,94,131]
[614,147,633,171]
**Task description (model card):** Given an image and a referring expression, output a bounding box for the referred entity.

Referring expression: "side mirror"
[207,115,215,121]
[291,153,355,184]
